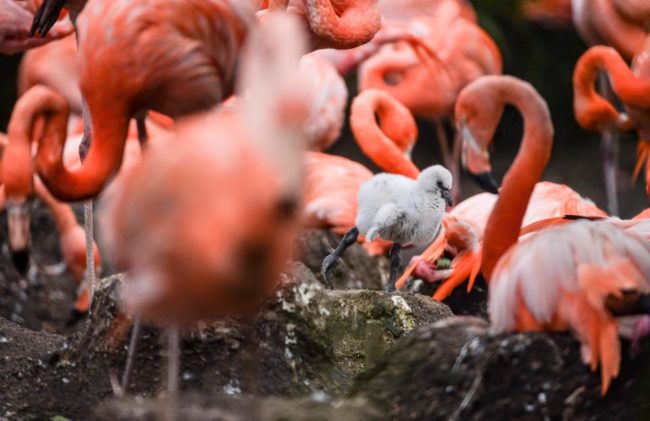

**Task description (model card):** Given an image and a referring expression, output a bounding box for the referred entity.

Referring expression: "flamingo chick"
[321,165,452,291]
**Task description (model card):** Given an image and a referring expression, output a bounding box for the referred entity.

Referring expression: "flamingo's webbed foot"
[321,227,359,289]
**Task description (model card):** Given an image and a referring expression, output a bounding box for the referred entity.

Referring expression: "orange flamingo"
[573,40,650,198]
[31,0,250,202]
[1,95,102,315]
[426,75,650,395]
[312,0,476,75]
[100,11,308,405]
[523,0,573,28]
[256,0,381,50]
[572,0,647,59]
[357,4,502,200]
[303,89,419,256]
[397,77,607,300]
[612,0,650,29]
[0,0,72,55]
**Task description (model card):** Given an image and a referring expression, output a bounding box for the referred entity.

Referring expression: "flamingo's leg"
[120,315,142,395]
[321,227,359,288]
[599,74,620,216]
[434,118,461,202]
[166,325,180,421]
[384,242,402,292]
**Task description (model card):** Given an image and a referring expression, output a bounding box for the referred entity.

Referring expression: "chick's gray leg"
[385,242,402,292]
[321,227,359,288]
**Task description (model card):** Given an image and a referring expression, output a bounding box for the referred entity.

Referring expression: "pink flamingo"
[357,4,502,200]
[299,53,348,151]
[573,39,650,199]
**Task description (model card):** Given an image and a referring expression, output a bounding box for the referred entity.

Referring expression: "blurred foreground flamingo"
[35,0,251,201]
[100,12,309,408]
[397,77,607,300]
[573,39,650,199]
[303,89,419,258]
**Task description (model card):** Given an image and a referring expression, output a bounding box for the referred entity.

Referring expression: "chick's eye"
[437,181,444,189]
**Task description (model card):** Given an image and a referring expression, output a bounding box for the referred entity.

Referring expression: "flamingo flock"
[1,0,650,415]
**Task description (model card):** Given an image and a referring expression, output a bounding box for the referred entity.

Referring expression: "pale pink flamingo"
[420,75,650,395]
[299,53,348,151]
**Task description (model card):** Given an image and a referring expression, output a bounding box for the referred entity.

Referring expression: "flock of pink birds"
[1,0,650,414]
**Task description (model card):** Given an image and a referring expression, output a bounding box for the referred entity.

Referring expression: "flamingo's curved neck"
[36,97,129,202]
[304,0,381,50]
[576,46,650,114]
[481,80,554,280]
[350,90,420,179]
[4,88,69,202]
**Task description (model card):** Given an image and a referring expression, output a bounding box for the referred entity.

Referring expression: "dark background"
[0,0,647,217]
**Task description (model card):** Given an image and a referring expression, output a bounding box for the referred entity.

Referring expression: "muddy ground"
[0,229,649,420]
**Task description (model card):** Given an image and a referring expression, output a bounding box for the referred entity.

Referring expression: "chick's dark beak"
[442,188,453,209]
[6,202,31,275]
[470,171,500,194]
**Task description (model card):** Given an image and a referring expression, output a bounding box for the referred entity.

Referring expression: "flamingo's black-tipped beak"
[10,249,30,275]
[442,188,453,208]
[6,202,32,275]
[471,172,499,194]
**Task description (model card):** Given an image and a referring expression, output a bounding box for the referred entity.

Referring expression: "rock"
[0,262,451,419]
[296,230,389,290]
[93,395,381,421]
[351,317,650,420]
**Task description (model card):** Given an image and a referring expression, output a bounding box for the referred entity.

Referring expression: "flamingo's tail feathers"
[432,251,480,301]
[598,319,621,395]
[633,141,650,194]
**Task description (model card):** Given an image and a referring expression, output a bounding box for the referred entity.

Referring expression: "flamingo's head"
[418,164,453,208]
[455,78,503,194]
[5,201,32,274]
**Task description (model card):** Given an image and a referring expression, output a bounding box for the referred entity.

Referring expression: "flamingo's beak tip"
[6,201,32,274]
[10,249,30,275]
[470,171,500,194]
